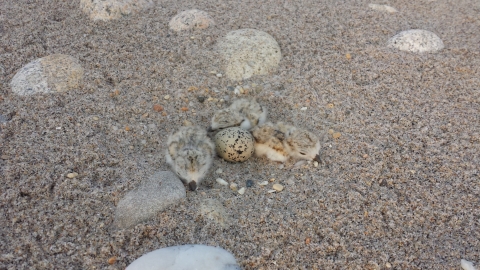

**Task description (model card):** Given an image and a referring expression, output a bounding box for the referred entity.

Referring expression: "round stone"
[246,180,254,187]
[214,127,254,162]
[80,0,154,21]
[387,29,444,53]
[169,9,214,31]
[273,184,284,192]
[11,54,84,96]
[217,29,282,81]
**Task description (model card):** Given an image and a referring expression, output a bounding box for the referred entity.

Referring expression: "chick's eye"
[300,152,306,155]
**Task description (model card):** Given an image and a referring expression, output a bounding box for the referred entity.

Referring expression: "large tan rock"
[217,29,282,81]
[169,9,214,31]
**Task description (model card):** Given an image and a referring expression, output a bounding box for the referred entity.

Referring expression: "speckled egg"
[214,127,254,162]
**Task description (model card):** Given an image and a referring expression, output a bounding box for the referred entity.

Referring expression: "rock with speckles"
[387,29,444,53]
[169,9,214,31]
[80,0,154,21]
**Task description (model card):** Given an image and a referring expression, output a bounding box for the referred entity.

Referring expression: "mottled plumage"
[209,98,267,131]
[251,122,289,162]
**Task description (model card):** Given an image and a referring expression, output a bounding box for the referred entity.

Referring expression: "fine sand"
[1,0,479,269]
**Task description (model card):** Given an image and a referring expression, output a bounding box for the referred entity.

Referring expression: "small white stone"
[67,172,78,178]
[215,168,223,174]
[386,262,392,268]
[273,184,284,192]
[267,190,276,193]
[56,127,62,130]
[164,95,170,100]
[216,178,228,186]
[313,161,319,167]
[259,181,269,186]
[300,107,308,111]
[229,182,238,191]
[216,73,223,77]
[93,116,99,121]
[368,3,398,13]
[461,259,477,270]
[238,187,245,195]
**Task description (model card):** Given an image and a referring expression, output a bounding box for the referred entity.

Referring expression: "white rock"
[267,189,276,193]
[80,0,153,21]
[217,28,282,81]
[113,171,185,228]
[461,259,477,270]
[229,182,238,191]
[273,183,284,192]
[169,9,214,31]
[216,178,229,186]
[126,245,241,270]
[11,54,83,96]
[387,29,444,53]
[259,181,269,186]
[300,107,308,111]
[215,168,223,174]
[313,161,319,167]
[368,3,398,13]
[238,187,245,195]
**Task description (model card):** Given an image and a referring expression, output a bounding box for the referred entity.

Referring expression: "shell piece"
[169,9,214,31]
[387,29,444,53]
[214,127,255,162]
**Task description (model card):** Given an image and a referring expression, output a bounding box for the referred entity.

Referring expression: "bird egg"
[214,127,254,162]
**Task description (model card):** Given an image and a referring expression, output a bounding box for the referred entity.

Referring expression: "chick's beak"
[188,181,197,191]
[313,154,321,163]
[207,126,213,132]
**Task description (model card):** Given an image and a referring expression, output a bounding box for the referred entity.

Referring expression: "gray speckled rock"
[217,28,282,81]
[387,29,444,53]
[80,0,154,21]
[169,9,214,31]
[200,198,231,228]
[113,171,186,229]
[10,54,84,96]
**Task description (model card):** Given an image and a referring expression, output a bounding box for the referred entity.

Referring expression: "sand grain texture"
[0,0,479,269]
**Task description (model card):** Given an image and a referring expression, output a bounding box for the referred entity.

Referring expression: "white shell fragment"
[80,0,154,21]
[169,9,214,31]
[387,29,444,53]
[238,187,245,195]
[11,54,84,96]
[217,28,282,81]
[267,190,276,193]
[259,181,269,186]
[126,245,241,270]
[229,182,238,191]
[216,178,229,186]
[273,183,284,192]
[368,3,398,13]
[461,259,477,270]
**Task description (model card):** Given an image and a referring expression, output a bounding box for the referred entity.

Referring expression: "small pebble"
[216,73,223,77]
[227,86,234,91]
[197,96,205,103]
[333,132,341,139]
[153,104,164,112]
[246,180,254,187]
[67,172,78,178]
[259,181,268,186]
[269,178,275,182]
[230,182,238,191]
[267,190,276,193]
[273,184,284,192]
[164,95,170,100]
[386,262,392,268]
[108,256,117,265]
[238,187,245,195]
[183,120,192,126]
[93,116,99,121]
[215,168,223,174]
[181,107,188,112]
[313,161,319,167]
[300,107,307,111]
[216,178,228,186]
[207,97,214,102]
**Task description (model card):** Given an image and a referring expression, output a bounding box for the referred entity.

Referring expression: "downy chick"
[208,108,244,131]
[251,122,289,162]
[209,98,267,131]
[277,122,321,162]
[166,126,215,191]
[229,98,267,130]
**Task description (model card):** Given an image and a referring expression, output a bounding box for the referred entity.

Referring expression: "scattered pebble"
[305,238,311,245]
[267,190,276,193]
[328,129,334,134]
[67,172,78,178]
[363,154,369,158]
[333,132,341,139]
[238,187,245,195]
[164,95,170,100]
[259,181,268,186]
[216,178,228,186]
[345,53,352,59]
[10,54,84,96]
[387,29,444,53]
[246,180,254,187]
[80,0,153,21]
[300,107,308,111]
[386,262,392,268]
[183,120,192,126]
[93,116,99,121]
[229,182,238,191]
[368,3,398,13]
[108,257,117,265]
[269,178,275,182]
[273,184,284,192]
[217,28,282,81]
[153,104,164,112]
[168,9,215,31]
[197,96,206,103]
[461,259,477,270]
[313,161,319,167]
[216,73,223,77]
[180,107,188,112]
